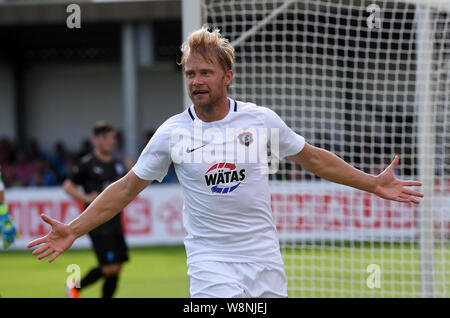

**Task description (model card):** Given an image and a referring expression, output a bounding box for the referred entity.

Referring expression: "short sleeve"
[260,107,305,159]
[132,125,172,182]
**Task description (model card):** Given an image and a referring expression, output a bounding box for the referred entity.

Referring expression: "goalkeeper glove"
[0,203,19,248]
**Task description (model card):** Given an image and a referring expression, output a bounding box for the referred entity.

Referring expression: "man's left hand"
[373,156,424,204]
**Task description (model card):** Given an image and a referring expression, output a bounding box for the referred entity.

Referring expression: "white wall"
[0,62,16,140]
[24,61,183,153]
[140,64,185,142]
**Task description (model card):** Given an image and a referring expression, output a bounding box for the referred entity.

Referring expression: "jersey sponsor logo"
[238,131,254,147]
[204,162,245,194]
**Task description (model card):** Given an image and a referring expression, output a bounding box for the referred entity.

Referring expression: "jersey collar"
[188,98,238,122]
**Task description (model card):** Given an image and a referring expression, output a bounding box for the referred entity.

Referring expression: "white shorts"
[188,261,288,298]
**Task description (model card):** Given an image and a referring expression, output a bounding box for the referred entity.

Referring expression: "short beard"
[192,87,225,114]
[193,93,222,112]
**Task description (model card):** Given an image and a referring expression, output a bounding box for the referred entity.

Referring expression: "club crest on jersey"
[204,162,245,194]
[238,132,253,147]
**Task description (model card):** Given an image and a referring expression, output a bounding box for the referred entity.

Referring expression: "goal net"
[194,0,450,297]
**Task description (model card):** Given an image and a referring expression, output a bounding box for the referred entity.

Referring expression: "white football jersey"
[132,98,305,265]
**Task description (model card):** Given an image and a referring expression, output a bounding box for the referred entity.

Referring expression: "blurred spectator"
[13,151,34,186]
[65,154,76,180]
[50,141,69,183]
[27,138,48,161]
[29,158,57,187]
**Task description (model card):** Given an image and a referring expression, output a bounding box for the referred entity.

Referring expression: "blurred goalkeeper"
[28,26,424,298]
[0,167,19,248]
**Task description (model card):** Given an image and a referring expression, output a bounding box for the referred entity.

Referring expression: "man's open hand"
[373,156,424,204]
[27,214,76,263]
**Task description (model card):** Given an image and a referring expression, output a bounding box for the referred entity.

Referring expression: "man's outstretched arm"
[286,143,424,204]
[27,170,152,262]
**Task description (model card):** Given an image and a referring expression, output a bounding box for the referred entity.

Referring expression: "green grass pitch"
[0,246,189,298]
[0,244,448,298]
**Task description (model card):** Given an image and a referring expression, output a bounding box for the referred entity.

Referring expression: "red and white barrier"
[2,182,449,250]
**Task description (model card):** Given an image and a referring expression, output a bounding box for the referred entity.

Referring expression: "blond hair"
[179,25,235,73]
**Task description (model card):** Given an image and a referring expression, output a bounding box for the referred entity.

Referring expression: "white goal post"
[182,0,449,297]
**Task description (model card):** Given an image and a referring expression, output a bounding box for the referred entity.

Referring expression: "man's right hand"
[27,214,76,263]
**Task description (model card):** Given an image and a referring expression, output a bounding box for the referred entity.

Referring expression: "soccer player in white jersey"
[28,27,424,298]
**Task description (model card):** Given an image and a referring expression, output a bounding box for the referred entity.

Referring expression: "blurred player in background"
[28,27,423,298]
[0,167,19,248]
[62,121,128,298]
